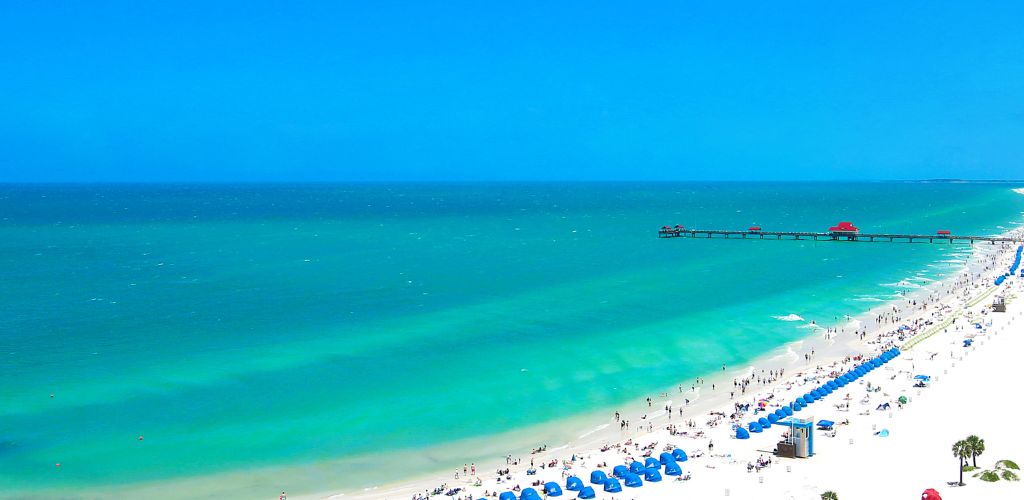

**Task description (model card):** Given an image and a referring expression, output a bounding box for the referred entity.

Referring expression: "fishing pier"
[658,222,1016,244]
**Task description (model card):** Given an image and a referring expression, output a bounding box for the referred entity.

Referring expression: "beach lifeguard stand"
[776,418,814,458]
[993,295,1006,313]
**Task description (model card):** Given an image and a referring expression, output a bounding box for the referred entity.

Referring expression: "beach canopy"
[659,452,676,465]
[612,465,629,478]
[792,401,803,412]
[914,375,930,381]
[644,457,660,470]
[736,426,750,439]
[758,417,771,429]
[585,471,603,486]
[817,420,835,428]
[645,468,663,482]
[774,409,787,419]
[878,429,890,437]
[577,486,596,499]
[663,461,682,476]
[603,477,622,493]
[544,482,563,497]
[623,473,643,488]
[569,475,586,489]
[898,395,908,404]
[500,492,517,500]
[782,405,794,416]
[749,421,763,432]
[629,461,645,474]
[827,381,839,389]
[672,448,688,462]
[520,488,542,500]
[767,413,780,424]
[922,487,942,500]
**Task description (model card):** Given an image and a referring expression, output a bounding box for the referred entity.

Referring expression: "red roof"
[749,226,761,231]
[937,230,951,235]
[674,224,685,229]
[829,221,859,232]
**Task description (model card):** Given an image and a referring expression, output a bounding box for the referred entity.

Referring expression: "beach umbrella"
[603,477,622,493]
[659,452,676,465]
[520,488,542,500]
[749,421,763,432]
[612,465,629,479]
[774,409,787,419]
[921,488,941,500]
[758,417,771,429]
[672,448,688,462]
[644,468,663,482]
[644,457,660,470]
[914,375,930,381]
[792,401,802,412]
[577,486,596,499]
[623,473,643,488]
[877,429,890,437]
[544,482,563,497]
[663,461,682,476]
[767,413,780,424]
[898,395,908,404]
[586,471,604,486]
[782,406,793,416]
[802,395,814,405]
[827,381,839,390]
[736,426,750,439]
[629,461,645,474]
[500,492,517,500]
[816,420,835,428]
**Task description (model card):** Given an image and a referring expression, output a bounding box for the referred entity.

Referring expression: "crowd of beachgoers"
[332,228,1024,500]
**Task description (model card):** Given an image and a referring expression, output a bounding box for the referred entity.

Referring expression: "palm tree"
[965,435,985,467]
[953,440,971,485]
[821,491,839,500]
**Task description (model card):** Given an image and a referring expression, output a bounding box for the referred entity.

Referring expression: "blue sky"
[1,1,1022,182]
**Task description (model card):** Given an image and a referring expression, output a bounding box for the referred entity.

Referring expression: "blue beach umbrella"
[629,461,645,474]
[544,482,563,497]
[520,488,542,500]
[623,473,643,488]
[663,461,682,476]
[782,406,793,416]
[612,465,629,479]
[774,409,787,419]
[758,417,771,429]
[792,401,802,412]
[645,468,663,482]
[603,478,622,493]
[767,413,780,424]
[500,492,517,500]
[672,448,688,462]
[736,426,750,439]
[577,486,596,499]
[644,457,660,470]
[585,472,603,486]
[659,452,675,465]
[749,421,763,432]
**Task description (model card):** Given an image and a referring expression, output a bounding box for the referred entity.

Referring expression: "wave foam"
[773,314,805,322]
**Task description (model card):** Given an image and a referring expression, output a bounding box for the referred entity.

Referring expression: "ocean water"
[1,182,1022,497]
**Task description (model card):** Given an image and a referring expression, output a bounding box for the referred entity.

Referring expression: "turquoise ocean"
[2,182,1022,497]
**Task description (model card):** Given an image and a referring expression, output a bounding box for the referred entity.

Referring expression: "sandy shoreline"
[319,223,1024,500]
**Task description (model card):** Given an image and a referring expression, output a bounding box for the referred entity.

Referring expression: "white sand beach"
[313,229,1024,500]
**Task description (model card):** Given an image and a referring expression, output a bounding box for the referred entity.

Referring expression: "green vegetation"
[969,455,1020,483]
[965,435,986,467]
[953,440,971,486]
[820,492,839,500]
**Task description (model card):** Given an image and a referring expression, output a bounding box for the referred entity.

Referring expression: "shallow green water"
[1,182,1021,495]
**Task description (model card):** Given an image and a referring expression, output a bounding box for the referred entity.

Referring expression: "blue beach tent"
[827,381,839,390]
[767,413,780,424]
[817,420,835,429]
[569,475,586,489]
[612,465,629,478]
[749,421,763,432]
[792,401,803,411]
[500,492,517,500]
[544,482,563,497]
[644,457,660,470]
[782,405,793,416]
[645,468,663,482]
[774,409,787,419]
[520,488,542,500]
[736,426,750,439]
[586,471,603,486]
[659,452,676,465]
[758,417,771,429]
[624,473,643,488]
[663,461,682,476]
[603,477,622,493]
[577,486,596,499]
[629,461,645,474]
[672,448,688,462]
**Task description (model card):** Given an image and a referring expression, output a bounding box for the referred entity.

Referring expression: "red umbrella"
[921,488,941,500]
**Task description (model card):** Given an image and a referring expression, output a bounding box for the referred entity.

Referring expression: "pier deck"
[657,228,1015,244]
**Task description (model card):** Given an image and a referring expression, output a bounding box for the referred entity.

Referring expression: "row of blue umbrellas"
[545,449,687,499]
[997,244,1022,284]
[737,347,901,438]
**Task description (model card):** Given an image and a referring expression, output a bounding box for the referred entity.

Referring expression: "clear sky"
[1,1,1022,182]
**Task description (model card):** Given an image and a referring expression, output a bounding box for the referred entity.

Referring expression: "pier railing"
[657,228,1016,244]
